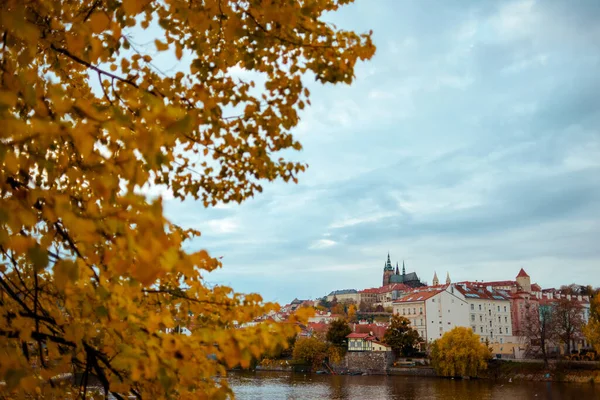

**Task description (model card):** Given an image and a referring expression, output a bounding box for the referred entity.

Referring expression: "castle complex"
[382,253,425,288]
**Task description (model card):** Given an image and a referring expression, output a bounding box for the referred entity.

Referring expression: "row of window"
[470,303,509,313]
[472,326,510,334]
[400,307,423,316]
[470,314,509,324]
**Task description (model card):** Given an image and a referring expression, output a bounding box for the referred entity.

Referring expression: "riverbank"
[484,360,600,383]
[252,359,600,383]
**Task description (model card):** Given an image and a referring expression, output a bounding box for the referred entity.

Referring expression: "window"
[471,304,474,311]
[489,321,492,327]
[498,306,500,312]
[420,319,423,325]
[504,306,507,312]
[500,338,503,344]
[498,316,501,323]
[413,308,416,314]
[505,316,508,323]
[480,315,483,322]
[471,314,475,321]
[472,326,476,332]
[432,299,435,303]
[489,310,491,316]
[480,327,483,333]
[479,304,482,311]
[419,307,423,314]
[402,308,405,315]
[499,327,503,334]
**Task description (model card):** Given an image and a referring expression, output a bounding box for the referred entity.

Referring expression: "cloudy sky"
[163,0,600,304]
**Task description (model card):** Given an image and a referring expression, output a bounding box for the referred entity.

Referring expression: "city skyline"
[161,0,600,303]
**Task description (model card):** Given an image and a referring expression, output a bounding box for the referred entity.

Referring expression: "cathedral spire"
[402,260,406,276]
[446,272,451,285]
[433,271,439,286]
[395,262,399,275]
[385,252,393,271]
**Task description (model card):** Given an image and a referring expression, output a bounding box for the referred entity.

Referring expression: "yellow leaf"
[175,43,183,60]
[122,0,146,16]
[0,90,18,108]
[65,33,85,54]
[89,13,110,34]
[155,39,169,51]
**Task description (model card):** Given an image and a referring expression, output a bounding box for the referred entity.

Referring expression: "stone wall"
[338,352,395,373]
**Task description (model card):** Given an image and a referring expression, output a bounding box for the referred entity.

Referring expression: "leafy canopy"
[583,294,600,354]
[430,327,491,378]
[326,318,351,348]
[383,315,420,356]
[0,0,374,398]
[292,336,328,368]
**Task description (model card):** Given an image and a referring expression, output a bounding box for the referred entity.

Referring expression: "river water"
[228,371,599,400]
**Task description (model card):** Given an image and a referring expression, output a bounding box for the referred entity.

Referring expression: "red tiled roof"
[517,268,530,278]
[353,324,387,339]
[531,283,542,292]
[360,283,412,295]
[347,332,371,339]
[307,322,329,333]
[454,284,511,301]
[394,289,443,303]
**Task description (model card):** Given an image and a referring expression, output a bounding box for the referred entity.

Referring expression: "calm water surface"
[228,371,600,400]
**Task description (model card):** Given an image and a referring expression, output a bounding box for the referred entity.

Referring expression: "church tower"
[516,268,531,292]
[446,272,451,285]
[432,271,439,286]
[382,253,394,286]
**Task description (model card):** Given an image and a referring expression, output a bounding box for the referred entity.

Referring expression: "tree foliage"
[347,304,357,323]
[383,315,420,356]
[0,0,375,398]
[553,298,585,355]
[522,304,556,367]
[583,294,600,354]
[325,318,351,348]
[430,327,491,378]
[292,337,328,368]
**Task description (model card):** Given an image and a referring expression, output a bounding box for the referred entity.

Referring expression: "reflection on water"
[228,371,599,400]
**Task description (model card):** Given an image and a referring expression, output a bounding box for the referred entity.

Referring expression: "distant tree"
[553,298,585,355]
[523,304,556,367]
[430,327,491,377]
[347,304,358,323]
[359,301,373,313]
[265,334,297,360]
[584,294,600,353]
[326,319,352,348]
[292,337,328,368]
[331,303,346,316]
[383,315,420,356]
[318,297,332,310]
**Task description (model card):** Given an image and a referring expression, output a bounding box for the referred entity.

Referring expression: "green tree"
[292,337,328,368]
[430,327,491,377]
[383,315,420,356]
[326,318,351,348]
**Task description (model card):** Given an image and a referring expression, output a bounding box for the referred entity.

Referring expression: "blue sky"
[161,0,600,304]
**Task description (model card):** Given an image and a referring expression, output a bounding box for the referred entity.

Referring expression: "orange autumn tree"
[0,0,375,398]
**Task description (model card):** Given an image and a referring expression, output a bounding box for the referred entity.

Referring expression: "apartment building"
[454,285,513,344]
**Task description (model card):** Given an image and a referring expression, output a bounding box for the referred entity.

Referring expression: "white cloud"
[205,218,239,235]
[309,239,337,249]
